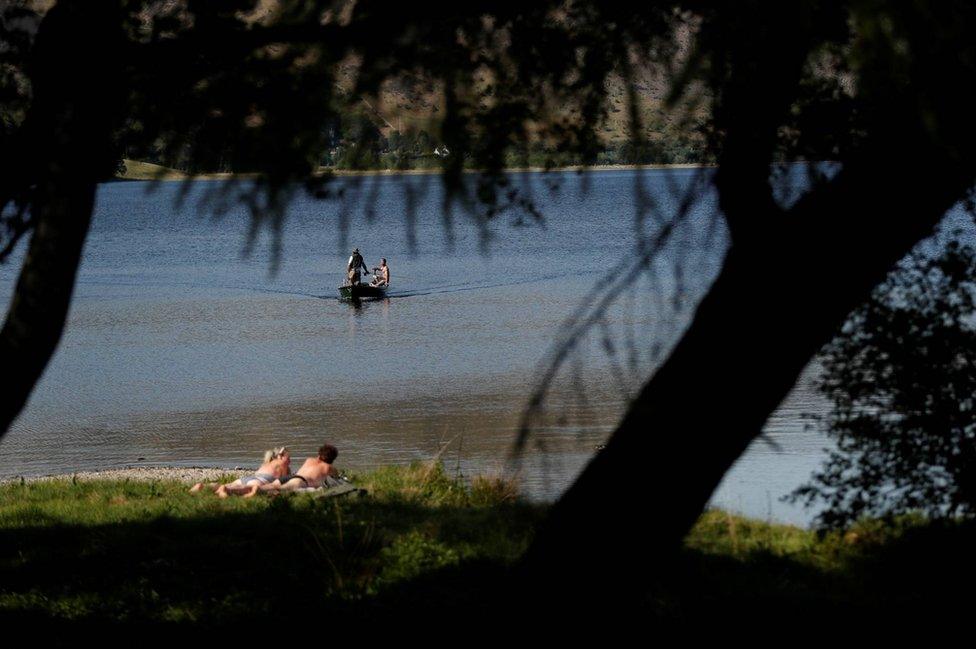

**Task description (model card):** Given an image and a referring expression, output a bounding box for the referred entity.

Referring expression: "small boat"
[338,283,388,300]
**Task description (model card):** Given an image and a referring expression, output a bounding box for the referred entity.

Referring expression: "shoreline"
[114,160,714,182]
[0,465,248,485]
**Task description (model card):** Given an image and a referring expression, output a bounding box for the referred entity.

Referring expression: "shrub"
[790,240,976,528]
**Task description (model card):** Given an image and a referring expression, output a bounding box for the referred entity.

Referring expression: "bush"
[790,240,976,528]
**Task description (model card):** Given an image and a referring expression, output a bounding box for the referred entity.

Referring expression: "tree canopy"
[4,0,976,612]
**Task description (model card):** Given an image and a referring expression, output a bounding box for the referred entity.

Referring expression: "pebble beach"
[0,466,248,485]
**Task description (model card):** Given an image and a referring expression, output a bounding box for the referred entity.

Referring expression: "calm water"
[0,168,901,525]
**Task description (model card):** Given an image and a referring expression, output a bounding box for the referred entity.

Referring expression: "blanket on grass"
[290,478,366,499]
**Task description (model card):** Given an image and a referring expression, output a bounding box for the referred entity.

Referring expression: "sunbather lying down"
[189,444,340,498]
[245,443,340,497]
[189,446,290,497]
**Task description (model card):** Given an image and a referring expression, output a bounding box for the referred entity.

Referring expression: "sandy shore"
[0,466,248,485]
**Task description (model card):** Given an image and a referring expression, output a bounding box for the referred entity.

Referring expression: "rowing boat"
[338,284,388,300]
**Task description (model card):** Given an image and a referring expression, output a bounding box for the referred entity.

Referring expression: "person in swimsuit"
[370,259,389,287]
[189,447,290,497]
[243,443,340,496]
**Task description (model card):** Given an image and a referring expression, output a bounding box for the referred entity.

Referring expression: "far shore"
[115,158,713,182]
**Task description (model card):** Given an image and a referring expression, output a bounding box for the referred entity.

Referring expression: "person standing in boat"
[346,247,369,285]
[370,258,390,287]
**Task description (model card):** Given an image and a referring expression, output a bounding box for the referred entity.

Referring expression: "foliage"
[0,0,695,263]
[790,240,976,528]
[0,2,36,133]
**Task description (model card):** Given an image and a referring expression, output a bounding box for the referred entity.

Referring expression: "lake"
[0,167,920,525]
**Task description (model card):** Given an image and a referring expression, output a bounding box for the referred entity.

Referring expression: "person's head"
[264,446,290,464]
[380,258,386,266]
[318,443,338,464]
[353,248,359,254]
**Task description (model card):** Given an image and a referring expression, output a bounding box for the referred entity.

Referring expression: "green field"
[2,463,973,633]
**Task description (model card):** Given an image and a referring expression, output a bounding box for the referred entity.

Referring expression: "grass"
[661,509,976,629]
[0,463,539,629]
[2,465,975,633]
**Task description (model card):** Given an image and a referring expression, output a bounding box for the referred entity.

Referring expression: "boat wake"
[72,267,601,302]
[384,269,601,298]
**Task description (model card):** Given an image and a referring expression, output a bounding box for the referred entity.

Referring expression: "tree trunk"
[0,181,97,433]
[521,158,976,598]
[0,1,125,436]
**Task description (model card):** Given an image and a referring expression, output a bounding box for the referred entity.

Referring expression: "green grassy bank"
[0,463,537,629]
[2,463,974,632]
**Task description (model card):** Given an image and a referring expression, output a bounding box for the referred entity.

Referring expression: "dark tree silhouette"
[517,3,976,605]
[790,240,976,529]
[3,0,976,611]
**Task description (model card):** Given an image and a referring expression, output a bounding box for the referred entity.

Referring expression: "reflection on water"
[0,169,907,526]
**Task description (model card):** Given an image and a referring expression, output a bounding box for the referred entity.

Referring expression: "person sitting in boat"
[347,247,369,285]
[370,258,390,287]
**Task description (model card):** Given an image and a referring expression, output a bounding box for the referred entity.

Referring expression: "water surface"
[0,169,909,525]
